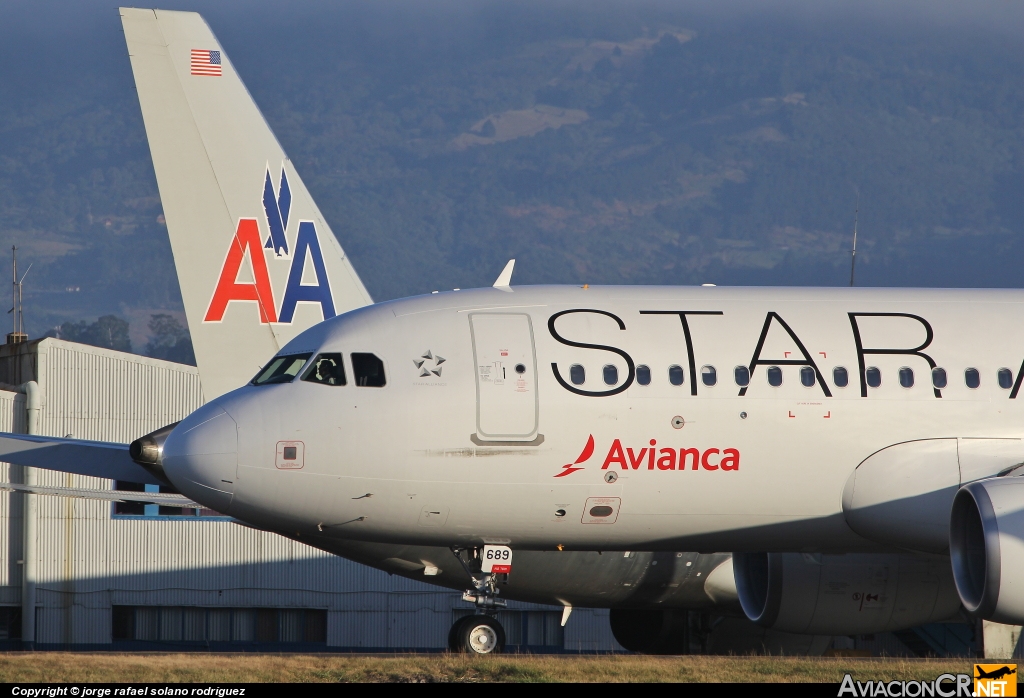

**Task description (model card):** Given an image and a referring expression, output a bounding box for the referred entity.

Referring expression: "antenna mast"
[849,195,859,287]
[7,246,30,344]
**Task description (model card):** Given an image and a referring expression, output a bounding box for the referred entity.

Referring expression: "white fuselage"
[163,284,1024,553]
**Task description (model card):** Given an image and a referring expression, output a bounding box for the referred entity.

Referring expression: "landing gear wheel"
[451,615,505,655]
[447,616,464,651]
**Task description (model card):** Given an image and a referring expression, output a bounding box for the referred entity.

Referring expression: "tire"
[453,614,505,655]
[447,615,467,651]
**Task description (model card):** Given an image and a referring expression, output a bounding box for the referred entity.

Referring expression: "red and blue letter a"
[204,219,278,323]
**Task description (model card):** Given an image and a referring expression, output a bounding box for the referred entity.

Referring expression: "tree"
[144,314,196,366]
[50,315,132,352]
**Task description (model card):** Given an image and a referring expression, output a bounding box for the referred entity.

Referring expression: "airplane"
[976,666,1017,681]
[0,8,1019,655]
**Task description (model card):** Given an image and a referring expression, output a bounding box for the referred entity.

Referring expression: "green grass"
[0,654,976,683]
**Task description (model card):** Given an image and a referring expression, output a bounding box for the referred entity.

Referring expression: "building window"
[113,482,225,519]
[0,607,21,641]
[453,609,563,649]
[112,606,327,644]
[113,481,146,516]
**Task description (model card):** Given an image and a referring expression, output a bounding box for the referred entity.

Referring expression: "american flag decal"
[190,49,222,76]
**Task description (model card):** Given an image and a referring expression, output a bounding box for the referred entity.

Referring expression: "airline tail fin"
[120,8,372,400]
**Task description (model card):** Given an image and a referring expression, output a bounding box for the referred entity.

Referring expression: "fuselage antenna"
[849,195,859,287]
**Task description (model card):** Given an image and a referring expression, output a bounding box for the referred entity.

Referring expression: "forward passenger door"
[470,313,539,442]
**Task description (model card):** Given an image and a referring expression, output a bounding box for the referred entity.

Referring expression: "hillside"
[0,1,1022,343]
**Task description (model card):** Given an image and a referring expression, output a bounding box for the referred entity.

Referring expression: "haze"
[1,0,1022,346]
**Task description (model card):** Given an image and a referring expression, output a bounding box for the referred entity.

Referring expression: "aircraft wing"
[0,481,200,508]
[0,432,164,486]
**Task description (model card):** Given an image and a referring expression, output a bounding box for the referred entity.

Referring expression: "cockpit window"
[302,353,347,386]
[352,353,386,387]
[251,353,312,385]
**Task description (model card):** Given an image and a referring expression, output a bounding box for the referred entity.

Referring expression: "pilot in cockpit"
[315,357,341,385]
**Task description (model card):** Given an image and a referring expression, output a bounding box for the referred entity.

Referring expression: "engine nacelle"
[950,478,1024,624]
[843,438,1024,554]
[733,552,961,635]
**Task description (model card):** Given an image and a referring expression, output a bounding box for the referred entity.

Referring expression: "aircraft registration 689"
[163,283,1024,553]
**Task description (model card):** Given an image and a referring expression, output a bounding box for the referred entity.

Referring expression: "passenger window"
[932,368,947,389]
[965,368,980,389]
[636,365,651,386]
[899,367,914,388]
[252,353,312,385]
[833,367,849,388]
[302,353,346,386]
[351,353,386,387]
[866,367,881,388]
[603,365,618,386]
[800,366,815,388]
[734,366,750,387]
[999,368,1013,390]
[767,366,782,387]
[570,364,585,385]
[668,365,684,386]
[701,365,717,387]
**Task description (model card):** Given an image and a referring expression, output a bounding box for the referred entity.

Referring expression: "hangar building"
[0,337,619,651]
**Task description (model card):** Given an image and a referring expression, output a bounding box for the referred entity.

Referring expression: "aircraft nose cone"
[162,403,237,514]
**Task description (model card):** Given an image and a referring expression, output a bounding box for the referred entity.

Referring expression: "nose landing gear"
[448,546,510,655]
[448,614,506,654]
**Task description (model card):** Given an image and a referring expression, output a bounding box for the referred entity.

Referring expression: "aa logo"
[975,664,1017,697]
[204,165,335,325]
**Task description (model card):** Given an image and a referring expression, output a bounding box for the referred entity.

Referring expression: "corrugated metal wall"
[0,339,621,650]
[35,340,203,443]
[0,388,25,605]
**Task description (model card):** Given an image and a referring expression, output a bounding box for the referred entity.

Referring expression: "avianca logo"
[557,435,595,477]
[554,435,740,477]
[204,166,335,325]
